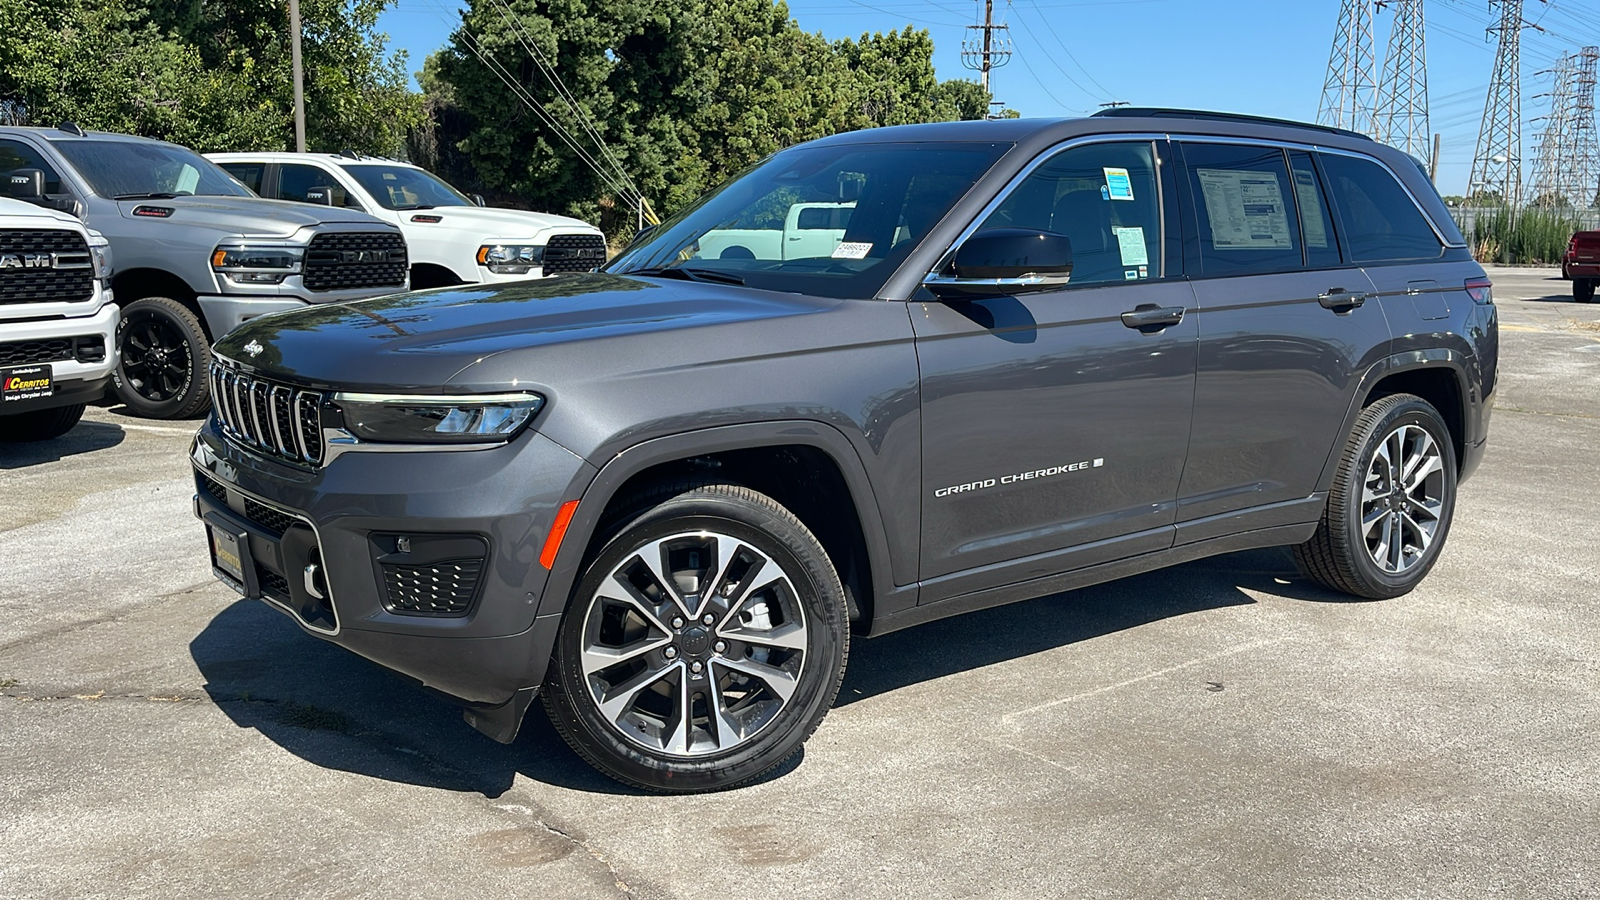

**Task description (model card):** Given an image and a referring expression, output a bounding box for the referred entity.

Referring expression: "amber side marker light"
[540,500,580,569]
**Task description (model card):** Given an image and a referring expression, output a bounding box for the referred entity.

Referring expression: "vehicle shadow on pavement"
[188,547,1336,797]
[0,421,124,468]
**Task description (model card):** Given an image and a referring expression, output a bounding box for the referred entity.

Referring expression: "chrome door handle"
[1319,288,1368,311]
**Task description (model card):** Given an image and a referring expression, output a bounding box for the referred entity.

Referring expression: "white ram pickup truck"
[694,201,854,261]
[207,153,607,289]
[0,196,116,441]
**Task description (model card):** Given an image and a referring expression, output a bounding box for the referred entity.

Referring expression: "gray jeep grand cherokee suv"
[191,109,1497,792]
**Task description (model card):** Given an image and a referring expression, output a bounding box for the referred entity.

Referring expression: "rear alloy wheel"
[544,482,848,793]
[1575,279,1596,303]
[1294,393,1458,599]
[114,296,211,419]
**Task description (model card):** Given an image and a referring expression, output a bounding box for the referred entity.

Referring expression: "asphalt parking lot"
[2,266,1597,899]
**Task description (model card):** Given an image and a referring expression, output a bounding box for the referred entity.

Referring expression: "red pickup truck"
[1563,231,1600,302]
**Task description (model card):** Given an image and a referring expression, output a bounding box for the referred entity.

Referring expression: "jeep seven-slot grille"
[0,338,73,365]
[209,361,325,465]
[542,233,606,274]
[302,231,407,292]
[0,229,94,304]
[381,559,484,615]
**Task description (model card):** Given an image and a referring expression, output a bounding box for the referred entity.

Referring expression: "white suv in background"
[207,153,607,289]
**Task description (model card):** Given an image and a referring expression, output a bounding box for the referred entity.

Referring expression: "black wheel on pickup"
[1,404,85,442]
[1574,279,1596,303]
[543,481,849,793]
[1294,393,1458,599]
[113,296,211,419]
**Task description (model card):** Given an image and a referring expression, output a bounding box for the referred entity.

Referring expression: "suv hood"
[114,196,391,237]
[214,274,839,390]
[405,205,601,238]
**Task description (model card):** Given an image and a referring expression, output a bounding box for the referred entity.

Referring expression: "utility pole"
[1526,53,1575,207]
[1469,0,1528,208]
[1374,0,1430,158]
[289,0,306,153]
[960,0,1012,94]
[1431,132,1442,183]
[1319,0,1377,134]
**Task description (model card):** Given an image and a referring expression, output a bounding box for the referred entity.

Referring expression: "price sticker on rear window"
[1103,167,1135,201]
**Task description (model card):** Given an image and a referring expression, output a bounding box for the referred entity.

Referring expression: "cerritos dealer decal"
[2,365,53,402]
[934,458,1104,498]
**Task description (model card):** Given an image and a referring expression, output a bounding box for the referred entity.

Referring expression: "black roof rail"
[1090,107,1373,141]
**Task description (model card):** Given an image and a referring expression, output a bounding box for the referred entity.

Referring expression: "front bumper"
[197,278,408,342]
[1,301,118,414]
[191,417,594,707]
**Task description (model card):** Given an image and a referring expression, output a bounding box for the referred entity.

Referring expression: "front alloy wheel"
[544,482,848,792]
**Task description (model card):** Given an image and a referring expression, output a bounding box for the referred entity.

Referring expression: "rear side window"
[1318,153,1443,263]
[219,162,265,195]
[1182,143,1303,276]
[1289,151,1341,268]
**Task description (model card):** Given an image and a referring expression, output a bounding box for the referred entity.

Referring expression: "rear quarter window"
[1318,153,1444,263]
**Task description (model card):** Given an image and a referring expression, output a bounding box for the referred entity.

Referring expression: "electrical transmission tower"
[960,0,1012,93]
[1470,0,1526,207]
[1526,54,1576,207]
[1374,0,1430,158]
[1571,47,1600,208]
[1319,0,1377,133]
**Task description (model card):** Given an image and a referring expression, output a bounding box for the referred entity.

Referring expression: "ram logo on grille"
[209,361,325,466]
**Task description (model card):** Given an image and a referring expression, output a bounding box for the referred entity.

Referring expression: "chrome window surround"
[923,131,1465,289]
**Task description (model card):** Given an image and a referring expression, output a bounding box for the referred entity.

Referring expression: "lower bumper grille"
[381,560,484,615]
[0,338,73,365]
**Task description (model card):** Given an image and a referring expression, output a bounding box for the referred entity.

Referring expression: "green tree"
[0,0,420,154]
[421,0,992,237]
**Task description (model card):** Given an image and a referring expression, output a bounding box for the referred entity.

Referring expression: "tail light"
[1465,277,1492,305]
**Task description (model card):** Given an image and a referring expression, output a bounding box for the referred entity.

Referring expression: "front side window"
[977,140,1162,286]
[49,139,252,199]
[277,163,362,209]
[607,141,1010,299]
[1183,142,1304,276]
[340,164,472,210]
[1318,153,1444,263]
[0,139,67,195]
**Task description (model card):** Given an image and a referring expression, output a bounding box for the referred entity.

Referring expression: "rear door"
[913,139,1198,592]
[1174,141,1391,540]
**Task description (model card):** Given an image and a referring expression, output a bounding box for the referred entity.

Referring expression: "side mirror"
[925,228,1073,297]
[471,193,487,207]
[304,186,335,206]
[7,169,44,200]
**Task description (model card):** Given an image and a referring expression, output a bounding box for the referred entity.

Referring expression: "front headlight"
[211,241,304,284]
[477,243,544,274]
[87,230,113,281]
[332,392,545,444]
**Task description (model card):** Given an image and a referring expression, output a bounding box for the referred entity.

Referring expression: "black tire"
[113,296,210,419]
[1294,393,1458,599]
[1,404,85,442]
[1576,279,1597,303]
[543,480,849,793]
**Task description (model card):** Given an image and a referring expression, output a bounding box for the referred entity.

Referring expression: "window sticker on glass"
[1292,169,1330,249]
[1112,226,1149,266]
[1197,169,1293,249]
[1124,269,1139,280]
[831,241,873,259]
[1103,167,1135,201]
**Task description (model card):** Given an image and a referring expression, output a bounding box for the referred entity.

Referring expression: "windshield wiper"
[394,204,436,211]
[627,266,746,286]
[113,192,183,200]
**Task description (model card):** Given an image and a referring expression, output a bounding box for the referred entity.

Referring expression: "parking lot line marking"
[107,422,200,436]
[998,636,1292,726]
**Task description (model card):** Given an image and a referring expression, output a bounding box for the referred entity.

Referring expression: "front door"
[913,139,1197,595]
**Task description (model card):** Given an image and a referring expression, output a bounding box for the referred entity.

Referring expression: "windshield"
[341,164,472,209]
[51,139,253,199]
[606,141,1012,299]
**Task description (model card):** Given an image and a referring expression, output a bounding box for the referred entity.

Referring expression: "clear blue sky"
[376,0,1600,197]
